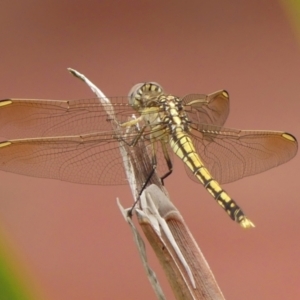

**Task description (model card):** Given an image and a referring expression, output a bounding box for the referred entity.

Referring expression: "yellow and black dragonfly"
[0,82,297,228]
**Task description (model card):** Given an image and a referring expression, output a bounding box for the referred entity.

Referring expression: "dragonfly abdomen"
[170,131,254,228]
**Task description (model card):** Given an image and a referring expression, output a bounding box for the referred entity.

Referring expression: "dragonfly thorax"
[157,95,190,132]
[129,82,191,132]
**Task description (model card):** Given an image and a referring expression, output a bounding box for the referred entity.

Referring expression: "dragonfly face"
[0,82,297,228]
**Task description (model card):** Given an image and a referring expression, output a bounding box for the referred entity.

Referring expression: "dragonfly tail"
[194,168,255,228]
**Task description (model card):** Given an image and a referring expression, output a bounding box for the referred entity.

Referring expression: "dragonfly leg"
[128,151,157,217]
[139,162,157,196]
[160,141,173,185]
[138,140,158,195]
[120,121,148,147]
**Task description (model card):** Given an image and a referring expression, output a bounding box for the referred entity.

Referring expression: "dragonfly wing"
[0,98,136,139]
[183,90,229,127]
[0,99,175,185]
[0,130,137,185]
[186,124,298,184]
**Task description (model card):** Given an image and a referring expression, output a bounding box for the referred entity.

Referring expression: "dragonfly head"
[128,82,163,110]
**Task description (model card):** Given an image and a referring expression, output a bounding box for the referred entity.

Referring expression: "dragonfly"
[0,82,297,228]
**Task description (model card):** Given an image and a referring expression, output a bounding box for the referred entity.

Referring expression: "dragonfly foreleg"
[120,116,147,147]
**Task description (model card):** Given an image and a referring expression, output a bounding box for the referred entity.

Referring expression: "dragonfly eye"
[128,82,163,108]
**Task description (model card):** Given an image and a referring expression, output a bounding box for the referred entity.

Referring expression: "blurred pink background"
[0,1,299,299]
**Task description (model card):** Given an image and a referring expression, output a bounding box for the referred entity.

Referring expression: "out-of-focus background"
[0,1,299,299]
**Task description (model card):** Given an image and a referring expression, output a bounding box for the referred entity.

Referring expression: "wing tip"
[221,90,229,99]
[282,132,297,143]
[0,141,12,148]
[0,99,12,107]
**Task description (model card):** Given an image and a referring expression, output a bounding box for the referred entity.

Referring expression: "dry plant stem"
[68,68,224,300]
[118,200,166,300]
[69,68,165,298]
[138,185,225,300]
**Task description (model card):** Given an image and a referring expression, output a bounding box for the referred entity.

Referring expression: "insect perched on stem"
[0,82,297,227]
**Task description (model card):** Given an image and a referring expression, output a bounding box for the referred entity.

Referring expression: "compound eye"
[128,82,164,106]
[128,83,144,98]
[145,82,163,93]
[128,83,145,106]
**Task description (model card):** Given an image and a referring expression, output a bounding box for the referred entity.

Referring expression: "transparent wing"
[185,124,298,184]
[0,97,143,139]
[0,125,174,185]
[182,90,229,127]
[0,132,131,185]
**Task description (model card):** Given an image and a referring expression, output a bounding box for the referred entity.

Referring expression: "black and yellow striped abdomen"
[169,130,254,228]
